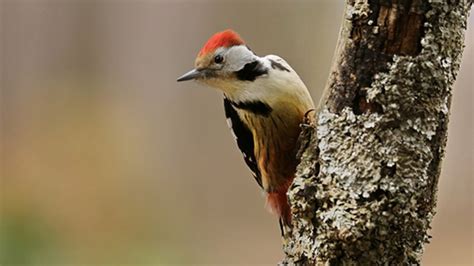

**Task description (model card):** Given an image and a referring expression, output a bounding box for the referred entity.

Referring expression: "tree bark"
[283,0,472,265]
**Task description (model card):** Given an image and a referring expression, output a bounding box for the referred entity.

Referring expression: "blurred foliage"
[0,211,57,265]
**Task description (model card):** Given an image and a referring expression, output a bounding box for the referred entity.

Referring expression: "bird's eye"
[214,55,223,64]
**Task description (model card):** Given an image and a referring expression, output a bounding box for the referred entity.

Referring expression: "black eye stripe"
[214,54,223,64]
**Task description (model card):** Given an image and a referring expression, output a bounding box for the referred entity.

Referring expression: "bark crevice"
[282,1,471,264]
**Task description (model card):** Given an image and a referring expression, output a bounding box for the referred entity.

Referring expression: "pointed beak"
[177,68,202,82]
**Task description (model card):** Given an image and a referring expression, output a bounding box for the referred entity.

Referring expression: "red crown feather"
[198,29,245,56]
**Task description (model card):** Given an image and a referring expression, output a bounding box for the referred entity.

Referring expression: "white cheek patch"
[224,45,256,72]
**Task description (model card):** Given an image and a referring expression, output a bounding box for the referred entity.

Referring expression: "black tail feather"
[279,218,284,236]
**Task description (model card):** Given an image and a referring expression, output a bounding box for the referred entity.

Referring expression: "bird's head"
[177,30,260,90]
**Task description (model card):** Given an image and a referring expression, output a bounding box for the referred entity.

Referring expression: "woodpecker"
[177,30,314,232]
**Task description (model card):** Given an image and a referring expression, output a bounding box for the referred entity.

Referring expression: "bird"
[177,29,314,233]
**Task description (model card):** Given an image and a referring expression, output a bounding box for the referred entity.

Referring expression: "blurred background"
[0,1,472,265]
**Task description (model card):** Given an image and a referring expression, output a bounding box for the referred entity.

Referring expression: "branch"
[283,0,472,264]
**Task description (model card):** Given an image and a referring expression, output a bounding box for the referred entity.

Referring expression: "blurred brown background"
[0,1,472,265]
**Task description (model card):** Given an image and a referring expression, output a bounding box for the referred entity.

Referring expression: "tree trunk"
[283,0,472,265]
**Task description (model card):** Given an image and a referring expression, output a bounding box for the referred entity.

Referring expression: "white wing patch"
[223,97,263,188]
[226,118,238,140]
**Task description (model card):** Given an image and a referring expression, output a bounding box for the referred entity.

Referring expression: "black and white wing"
[223,97,262,188]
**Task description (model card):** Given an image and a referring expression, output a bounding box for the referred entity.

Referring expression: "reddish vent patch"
[199,29,245,56]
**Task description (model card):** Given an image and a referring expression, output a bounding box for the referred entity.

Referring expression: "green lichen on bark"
[283,0,471,265]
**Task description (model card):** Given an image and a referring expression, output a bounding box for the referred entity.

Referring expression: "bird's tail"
[266,179,293,235]
[267,190,291,225]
